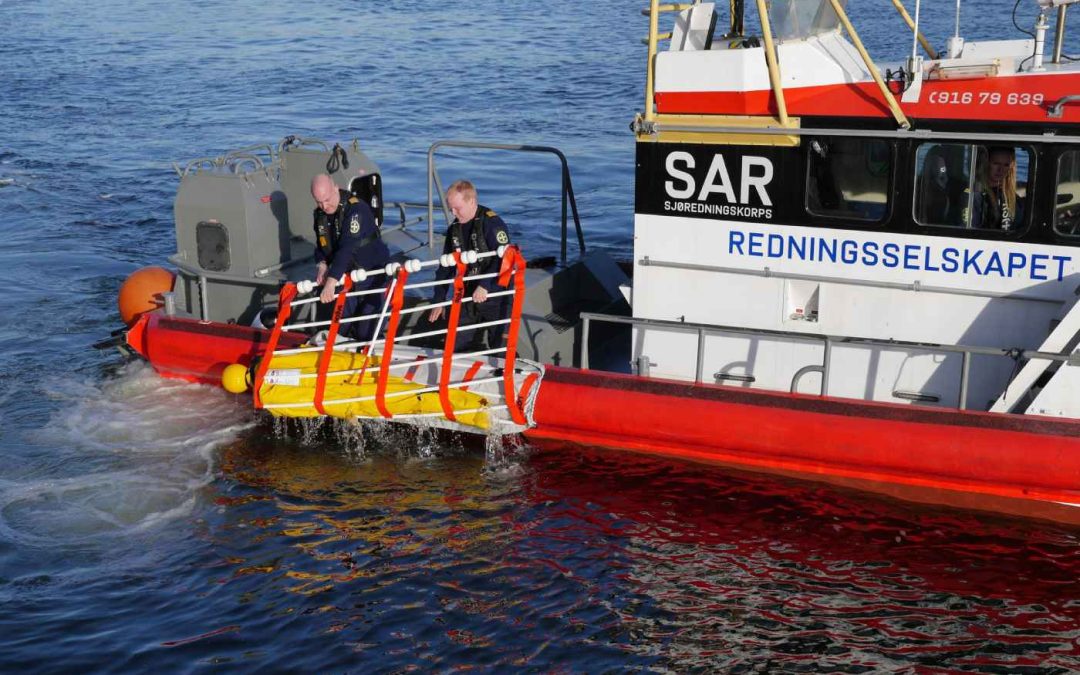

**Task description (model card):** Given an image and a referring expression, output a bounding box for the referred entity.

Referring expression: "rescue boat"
[110,0,1080,522]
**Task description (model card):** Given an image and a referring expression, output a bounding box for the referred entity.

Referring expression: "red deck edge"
[126,312,306,385]
[525,367,1080,516]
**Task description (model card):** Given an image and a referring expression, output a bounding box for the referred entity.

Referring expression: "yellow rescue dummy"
[223,352,491,429]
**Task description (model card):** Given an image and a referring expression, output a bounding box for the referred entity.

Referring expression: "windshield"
[768,0,846,41]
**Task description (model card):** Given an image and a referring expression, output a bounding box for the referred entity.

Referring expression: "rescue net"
[250,245,543,434]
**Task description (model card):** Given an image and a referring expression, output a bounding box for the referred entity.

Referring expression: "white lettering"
[697,154,737,203]
[664,151,695,199]
[740,156,773,206]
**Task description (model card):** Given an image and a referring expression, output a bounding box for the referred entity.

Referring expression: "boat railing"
[426,140,586,267]
[579,311,1080,412]
[639,0,916,133]
[250,245,537,427]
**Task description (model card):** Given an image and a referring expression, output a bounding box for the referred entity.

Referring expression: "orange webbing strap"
[253,282,298,409]
[517,372,540,412]
[375,267,409,419]
[499,246,528,425]
[313,275,353,416]
[438,253,468,422]
[459,361,484,393]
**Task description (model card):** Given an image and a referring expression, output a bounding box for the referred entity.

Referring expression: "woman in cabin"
[973,146,1023,231]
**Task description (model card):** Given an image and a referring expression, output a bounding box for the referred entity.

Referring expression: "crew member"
[311,173,390,342]
[974,147,1022,231]
[427,180,512,351]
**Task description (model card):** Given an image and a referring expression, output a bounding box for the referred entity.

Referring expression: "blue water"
[1,0,1078,671]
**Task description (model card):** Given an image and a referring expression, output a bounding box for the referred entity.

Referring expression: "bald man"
[311,173,390,342]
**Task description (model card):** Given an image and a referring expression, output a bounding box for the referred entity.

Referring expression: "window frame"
[803,136,895,227]
[910,141,1036,238]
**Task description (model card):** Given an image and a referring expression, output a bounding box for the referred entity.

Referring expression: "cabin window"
[913,143,1031,231]
[1054,150,1080,237]
[196,221,230,272]
[806,137,891,222]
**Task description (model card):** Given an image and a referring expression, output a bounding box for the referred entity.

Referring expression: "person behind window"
[918,147,955,226]
[973,147,1022,230]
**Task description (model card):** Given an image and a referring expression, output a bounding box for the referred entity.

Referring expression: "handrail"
[1048,94,1080,119]
[579,311,1079,411]
[755,0,791,127]
[426,140,586,266]
[828,0,911,129]
[277,136,330,155]
[889,0,938,60]
[644,0,661,122]
[634,119,1080,145]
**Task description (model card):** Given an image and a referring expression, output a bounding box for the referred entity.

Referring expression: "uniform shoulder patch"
[496,230,509,245]
[485,209,497,217]
[348,196,360,204]
[349,214,361,234]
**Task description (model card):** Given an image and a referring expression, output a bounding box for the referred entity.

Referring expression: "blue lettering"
[861,241,879,266]
[1030,253,1049,281]
[841,240,858,265]
[962,249,984,275]
[819,238,837,263]
[922,246,940,272]
[941,247,959,273]
[748,232,763,256]
[1006,252,1026,278]
[903,244,920,271]
[767,234,784,258]
[789,235,806,260]
[1053,255,1072,281]
[729,230,745,254]
[985,251,1005,277]
[882,243,900,268]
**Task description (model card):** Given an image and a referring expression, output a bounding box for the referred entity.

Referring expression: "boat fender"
[222,362,252,394]
[118,266,175,326]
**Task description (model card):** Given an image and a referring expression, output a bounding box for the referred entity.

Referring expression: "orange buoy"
[118,266,175,326]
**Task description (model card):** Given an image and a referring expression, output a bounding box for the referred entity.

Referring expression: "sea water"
[0,0,1077,670]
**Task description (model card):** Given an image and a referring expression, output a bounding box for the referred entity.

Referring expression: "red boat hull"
[126,313,306,385]
[126,314,1080,522]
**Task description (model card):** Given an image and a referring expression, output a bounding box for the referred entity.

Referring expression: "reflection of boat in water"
[111,0,1080,522]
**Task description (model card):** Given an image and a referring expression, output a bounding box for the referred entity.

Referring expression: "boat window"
[805,137,890,223]
[913,143,1031,231]
[768,0,844,42]
[1054,150,1080,238]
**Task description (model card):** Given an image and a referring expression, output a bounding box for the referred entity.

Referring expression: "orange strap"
[500,246,528,425]
[459,361,483,393]
[438,253,468,422]
[252,283,298,409]
[517,372,540,412]
[375,267,408,419]
[313,275,353,416]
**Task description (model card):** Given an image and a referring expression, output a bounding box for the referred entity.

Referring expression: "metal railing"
[426,140,586,266]
[579,311,1079,411]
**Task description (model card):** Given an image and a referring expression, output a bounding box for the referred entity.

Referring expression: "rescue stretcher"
[227,245,544,434]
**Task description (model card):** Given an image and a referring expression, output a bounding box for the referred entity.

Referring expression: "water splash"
[0,362,254,547]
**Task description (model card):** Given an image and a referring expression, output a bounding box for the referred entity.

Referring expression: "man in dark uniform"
[427,180,512,351]
[311,173,390,342]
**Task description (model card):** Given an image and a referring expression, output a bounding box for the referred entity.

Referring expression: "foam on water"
[0,362,254,547]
